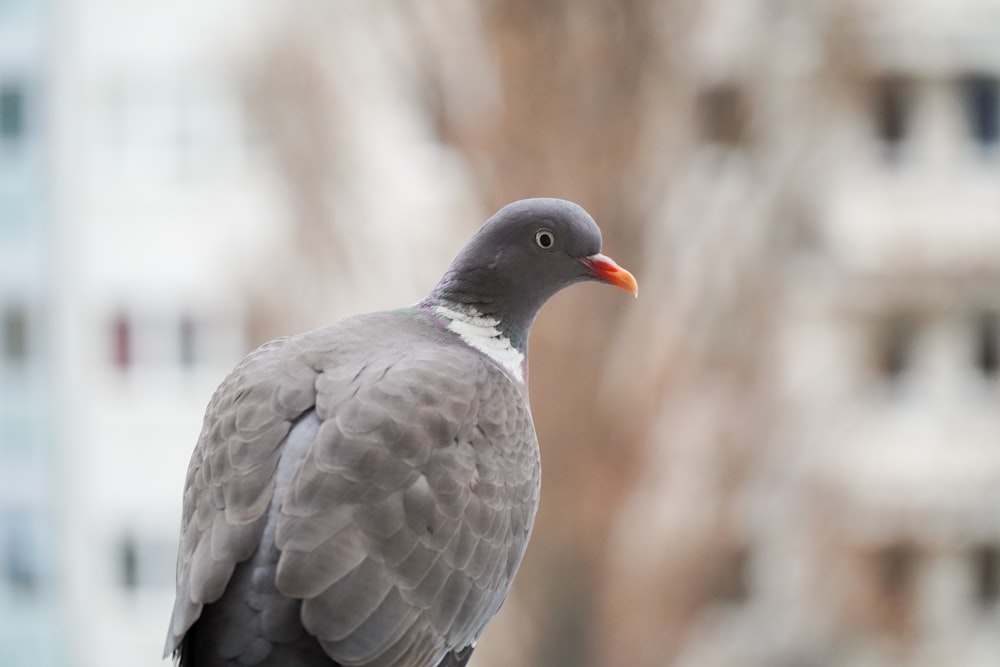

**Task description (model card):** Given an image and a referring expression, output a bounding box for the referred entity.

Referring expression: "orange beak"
[579,253,638,297]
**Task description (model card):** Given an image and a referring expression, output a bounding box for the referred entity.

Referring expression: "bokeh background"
[3,0,1000,665]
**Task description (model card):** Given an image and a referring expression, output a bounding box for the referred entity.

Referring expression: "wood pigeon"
[164,198,638,666]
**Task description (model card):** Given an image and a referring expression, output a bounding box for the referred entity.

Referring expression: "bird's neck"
[419,296,528,383]
[425,261,545,338]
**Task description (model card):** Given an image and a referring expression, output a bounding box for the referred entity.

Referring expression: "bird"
[164,198,638,667]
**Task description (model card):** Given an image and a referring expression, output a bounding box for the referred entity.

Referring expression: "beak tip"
[619,275,639,298]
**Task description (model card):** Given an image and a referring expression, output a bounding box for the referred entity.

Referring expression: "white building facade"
[670,1,1000,665]
[47,2,278,665]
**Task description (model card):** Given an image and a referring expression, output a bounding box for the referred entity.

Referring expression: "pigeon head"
[427,198,637,340]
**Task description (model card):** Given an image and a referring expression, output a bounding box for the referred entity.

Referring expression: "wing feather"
[276,346,540,666]
[164,334,323,656]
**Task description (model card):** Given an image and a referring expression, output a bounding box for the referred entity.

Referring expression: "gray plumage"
[164,198,637,667]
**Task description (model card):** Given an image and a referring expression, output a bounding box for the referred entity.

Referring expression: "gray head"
[426,198,637,340]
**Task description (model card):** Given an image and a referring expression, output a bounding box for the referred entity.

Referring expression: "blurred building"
[45,2,280,666]
[0,0,60,664]
[607,1,1000,666]
[762,4,1000,662]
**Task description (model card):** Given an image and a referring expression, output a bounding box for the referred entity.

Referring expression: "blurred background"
[2,0,1000,665]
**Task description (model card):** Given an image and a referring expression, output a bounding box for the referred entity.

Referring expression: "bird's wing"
[165,320,541,666]
[275,345,540,667]
[164,332,329,657]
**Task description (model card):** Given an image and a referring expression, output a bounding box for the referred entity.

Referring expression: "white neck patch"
[434,304,524,383]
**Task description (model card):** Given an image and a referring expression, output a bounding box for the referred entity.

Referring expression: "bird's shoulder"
[198,307,501,428]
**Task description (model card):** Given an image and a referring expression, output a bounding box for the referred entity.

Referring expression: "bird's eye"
[535,229,555,250]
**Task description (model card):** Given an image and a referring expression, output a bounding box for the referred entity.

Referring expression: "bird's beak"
[579,253,639,297]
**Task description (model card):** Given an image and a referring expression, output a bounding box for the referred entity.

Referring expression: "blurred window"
[877,542,916,599]
[874,76,911,161]
[112,313,132,369]
[0,83,25,141]
[960,74,999,152]
[974,311,999,379]
[877,313,915,383]
[698,84,749,148]
[712,545,751,604]
[2,509,40,593]
[179,313,196,367]
[118,531,175,591]
[120,533,138,590]
[973,544,999,607]
[109,312,227,370]
[872,542,918,636]
[2,303,28,365]
[102,79,247,180]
